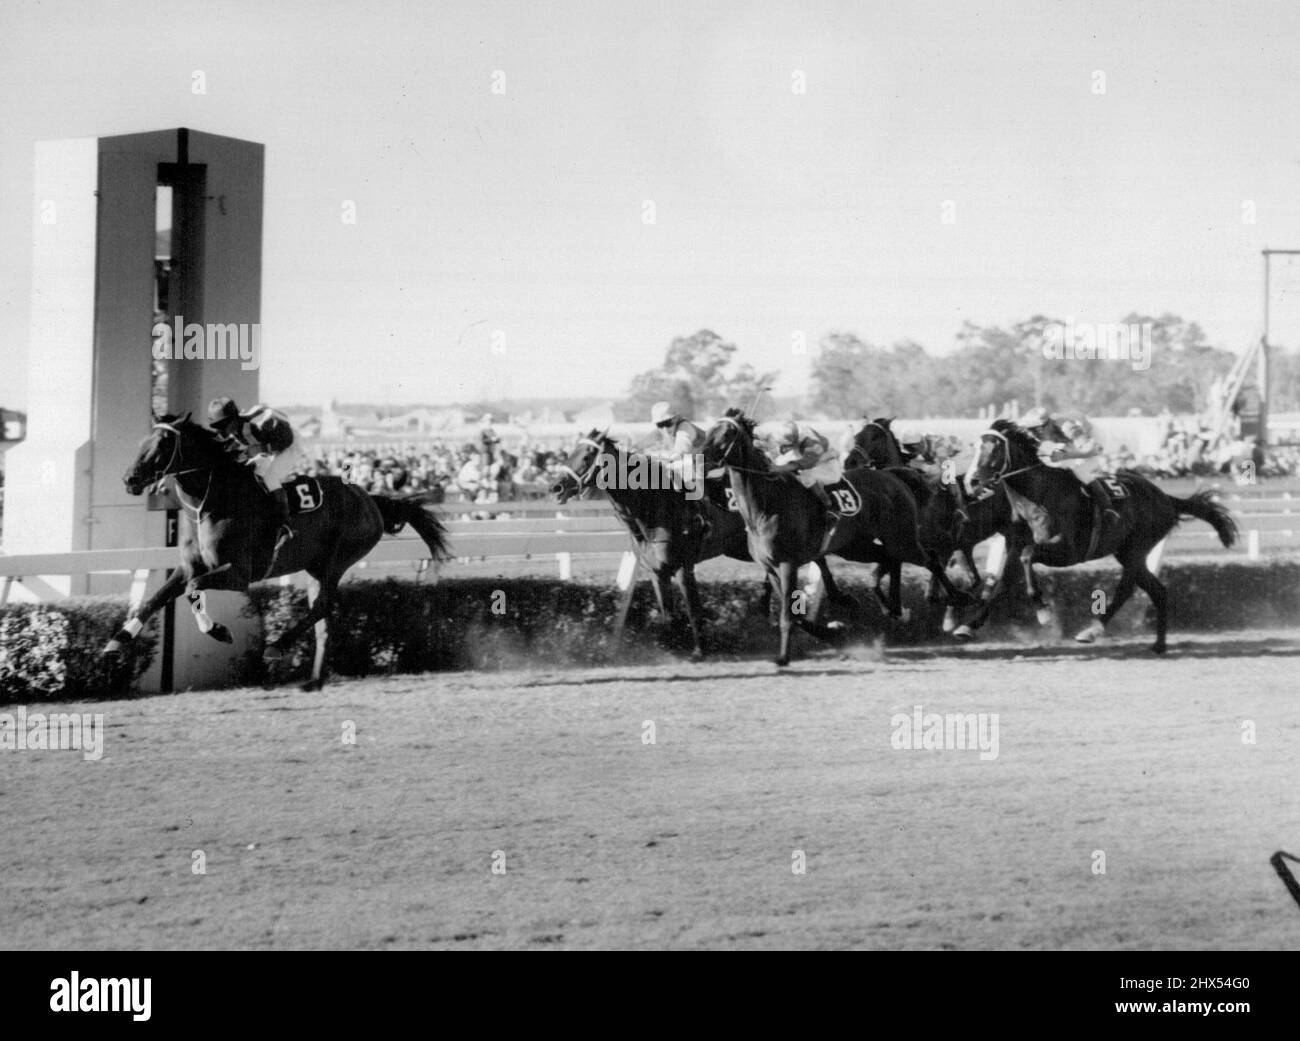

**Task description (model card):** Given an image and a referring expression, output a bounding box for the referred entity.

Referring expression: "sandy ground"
[2,631,1299,950]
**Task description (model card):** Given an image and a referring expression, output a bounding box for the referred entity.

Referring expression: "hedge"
[1,558,1295,698]
[241,556,1300,683]
[0,596,158,704]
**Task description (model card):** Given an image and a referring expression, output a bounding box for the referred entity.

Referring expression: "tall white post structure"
[6,128,265,691]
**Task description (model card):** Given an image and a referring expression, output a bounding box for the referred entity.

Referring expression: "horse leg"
[185,564,241,644]
[820,558,865,622]
[302,577,333,691]
[1021,544,1052,626]
[872,564,891,615]
[675,567,706,661]
[1130,562,1169,654]
[887,560,904,619]
[265,584,331,658]
[757,576,773,621]
[103,567,189,654]
[775,560,796,666]
[1075,564,1136,645]
[953,532,1017,639]
[924,550,973,608]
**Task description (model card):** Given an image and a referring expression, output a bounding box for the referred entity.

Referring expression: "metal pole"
[1261,249,1300,450]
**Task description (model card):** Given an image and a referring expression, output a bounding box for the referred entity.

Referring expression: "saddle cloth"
[285,475,324,515]
[1098,474,1127,499]
[823,478,862,517]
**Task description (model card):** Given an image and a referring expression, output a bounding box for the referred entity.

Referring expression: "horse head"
[551,427,613,504]
[703,408,760,473]
[967,418,1039,492]
[123,412,234,496]
[847,416,903,469]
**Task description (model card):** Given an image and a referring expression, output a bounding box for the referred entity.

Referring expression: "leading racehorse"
[703,409,970,665]
[106,413,449,688]
[965,418,1237,653]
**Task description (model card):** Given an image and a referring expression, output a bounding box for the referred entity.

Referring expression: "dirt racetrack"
[3,631,1299,950]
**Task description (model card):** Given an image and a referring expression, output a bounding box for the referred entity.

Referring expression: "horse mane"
[722,407,758,439]
[161,412,247,467]
[990,418,1041,456]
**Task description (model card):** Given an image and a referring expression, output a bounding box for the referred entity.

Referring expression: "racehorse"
[550,429,861,659]
[964,419,1238,653]
[107,413,449,689]
[702,409,970,666]
[846,417,1016,634]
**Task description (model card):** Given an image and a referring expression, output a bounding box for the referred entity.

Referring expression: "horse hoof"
[1151,642,1167,656]
[208,624,233,644]
[1035,606,1053,627]
[102,640,122,656]
[689,650,704,663]
[301,678,324,692]
[1075,620,1105,644]
[264,645,284,662]
[953,625,974,640]
[941,609,958,634]
[774,656,789,667]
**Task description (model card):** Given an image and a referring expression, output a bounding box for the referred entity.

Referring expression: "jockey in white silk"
[753,419,845,514]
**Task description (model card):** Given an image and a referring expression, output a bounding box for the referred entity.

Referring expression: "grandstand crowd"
[285,419,1299,506]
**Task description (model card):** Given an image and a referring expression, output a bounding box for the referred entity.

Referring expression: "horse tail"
[370,491,451,560]
[1173,489,1238,548]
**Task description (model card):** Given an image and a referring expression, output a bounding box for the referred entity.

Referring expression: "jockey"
[650,401,706,485]
[754,418,845,514]
[1019,406,1120,526]
[208,397,298,544]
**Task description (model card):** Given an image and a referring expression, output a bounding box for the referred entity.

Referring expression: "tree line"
[617,316,1300,421]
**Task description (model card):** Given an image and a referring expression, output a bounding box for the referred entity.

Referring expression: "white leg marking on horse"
[1075,618,1106,643]
[191,591,214,633]
[123,617,143,637]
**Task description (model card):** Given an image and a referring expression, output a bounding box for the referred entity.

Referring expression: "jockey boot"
[1088,479,1120,528]
[812,481,841,517]
[270,487,295,545]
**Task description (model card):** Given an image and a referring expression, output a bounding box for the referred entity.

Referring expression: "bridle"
[711,415,779,478]
[146,421,215,516]
[974,428,1042,486]
[555,435,607,497]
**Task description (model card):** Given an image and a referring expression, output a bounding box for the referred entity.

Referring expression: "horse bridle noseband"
[555,435,607,496]
[149,421,214,515]
[975,428,1042,486]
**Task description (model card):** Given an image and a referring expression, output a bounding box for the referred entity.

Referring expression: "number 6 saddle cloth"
[285,475,324,515]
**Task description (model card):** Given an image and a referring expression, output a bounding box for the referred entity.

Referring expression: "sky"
[3,0,1300,412]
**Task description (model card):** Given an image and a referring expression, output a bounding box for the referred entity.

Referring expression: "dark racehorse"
[965,419,1237,653]
[846,417,1015,634]
[703,409,970,666]
[107,413,449,688]
[550,430,858,659]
